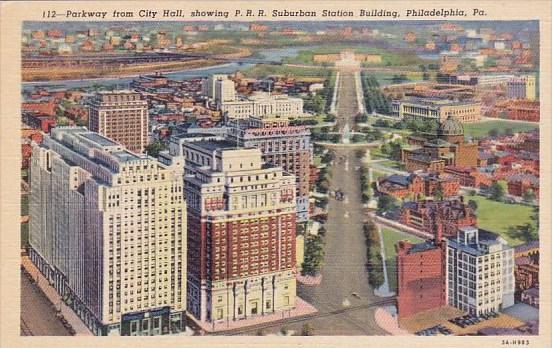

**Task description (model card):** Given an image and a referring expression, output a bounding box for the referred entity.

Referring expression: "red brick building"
[182,141,297,324]
[396,224,446,318]
[22,100,58,117]
[22,112,57,133]
[377,174,424,199]
[377,172,459,200]
[444,166,493,188]
[506,173,539,198]
[402,116,478,173]
[399,198,477,238]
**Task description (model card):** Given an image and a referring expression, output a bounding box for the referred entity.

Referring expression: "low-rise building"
[220,92,305,120]
[402,116,479,172]
[395,97,481,123]
[377,172,459,200]
[399,198,477,238]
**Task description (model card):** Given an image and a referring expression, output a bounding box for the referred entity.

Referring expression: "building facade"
[89,91,149,153]
[176,141,297,326]
[446,227,515,316]
[396,98,481,123]
[28,127,187,335]
[396,223,447,318]
[377,172,459,200]
[227,116,312,221]
[399,198,477,239]
[220,92,304,120]
[507,75,536,101]
[402,116,478,172]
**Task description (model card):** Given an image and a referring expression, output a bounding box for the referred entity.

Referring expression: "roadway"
[20,270,71,336]
[295,70,389,335]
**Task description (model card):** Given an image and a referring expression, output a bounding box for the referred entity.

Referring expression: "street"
[295,71,388,335]
[20,270,71,336]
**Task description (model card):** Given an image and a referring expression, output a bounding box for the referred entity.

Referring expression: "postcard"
[0,1,550,347]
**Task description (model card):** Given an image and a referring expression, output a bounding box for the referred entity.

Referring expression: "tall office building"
[202,74,229,99]
[175,140,297,325]
[214,79,236,104]
[227,116,312,221]
[446,226,515,316]
[29,127,187,336]
[89,91,149,153]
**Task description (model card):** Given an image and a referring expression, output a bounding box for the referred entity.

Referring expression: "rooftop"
[81,132,119,147]
[401,97,479,107]
[192,140,239,152]
[408,240,439,254]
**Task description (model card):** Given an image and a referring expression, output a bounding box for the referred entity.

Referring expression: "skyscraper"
[175,140,297,325]
[227,116,312,221]
[89,90,149,153]
[29,127,187,336]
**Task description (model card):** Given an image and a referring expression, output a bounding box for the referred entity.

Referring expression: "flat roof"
[80,132,119,147]
[112,151,142,162]
[192,140,239,151]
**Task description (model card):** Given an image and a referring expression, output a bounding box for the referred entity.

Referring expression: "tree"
[467,199,478,212]
[488,128,500,137]
[301,323,315,336]
[144,140,166,157]
[489,181,506,201]
[522,189,537,203]
[377,195,398,215]
[507,223,538,243]
[433,188,444,201]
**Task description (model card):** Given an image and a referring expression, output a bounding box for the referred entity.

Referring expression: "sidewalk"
[374,306,411,335]
[296,273,322,286]
[189,297,317,333]
[21,256,93,336]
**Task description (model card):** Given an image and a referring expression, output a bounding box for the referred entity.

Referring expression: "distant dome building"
[401,115,478,172]
[437,116,464,144]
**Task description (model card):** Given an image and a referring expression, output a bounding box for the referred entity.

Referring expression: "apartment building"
[88,90,149,153]
[175,140,297,325]
[446,226,515,316]
[29,127,187,336]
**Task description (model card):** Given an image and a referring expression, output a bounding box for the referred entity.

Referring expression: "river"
[22,46,315,92]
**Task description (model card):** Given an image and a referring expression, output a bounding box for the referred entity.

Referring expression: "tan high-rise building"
[29,127,186,336]
[89,90,149,153]
[172,140,297,326]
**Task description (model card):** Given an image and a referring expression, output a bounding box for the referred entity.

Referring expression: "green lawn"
[381,227,424,291]
[313,154,322,167]
[463,120,538,139]
[371,170,386,180]
[468,195,537,246]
